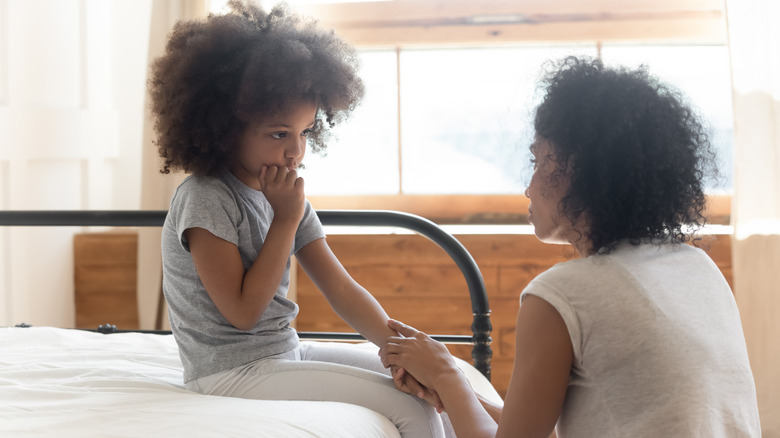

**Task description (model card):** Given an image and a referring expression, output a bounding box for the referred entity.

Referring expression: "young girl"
[149,2,444,436]
[380,56,761,437]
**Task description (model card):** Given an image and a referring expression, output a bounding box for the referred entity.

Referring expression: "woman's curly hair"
[148,0,364,176]
[533,56,719,253]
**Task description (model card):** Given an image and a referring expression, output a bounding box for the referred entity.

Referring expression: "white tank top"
[521,241,760,437]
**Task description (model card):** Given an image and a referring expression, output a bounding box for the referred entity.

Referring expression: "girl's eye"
[530,157,538,169]
[271,132,287,139]
[301,129,312,137]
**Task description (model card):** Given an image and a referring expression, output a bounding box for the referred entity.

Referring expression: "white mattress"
[0,326,500,437]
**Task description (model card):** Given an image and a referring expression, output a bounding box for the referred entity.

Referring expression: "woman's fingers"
[391,366,444,412]
[387,319,419,337]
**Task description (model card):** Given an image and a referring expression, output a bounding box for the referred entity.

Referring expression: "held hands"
[259,165,305,224]
[390,365,444,413]
[380,319,460,412]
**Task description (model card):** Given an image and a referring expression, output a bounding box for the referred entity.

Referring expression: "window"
[301,44,733,195]
[399,45,597,194]
[301,50,399,195]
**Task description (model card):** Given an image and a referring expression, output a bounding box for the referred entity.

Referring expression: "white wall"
[0,0,152,327]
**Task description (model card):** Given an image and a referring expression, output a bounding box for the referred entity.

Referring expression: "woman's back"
[522,242,760,437]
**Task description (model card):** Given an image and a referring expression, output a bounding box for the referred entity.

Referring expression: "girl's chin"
[229,169,262,190]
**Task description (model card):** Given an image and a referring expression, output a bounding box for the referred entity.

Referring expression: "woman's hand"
[384,319,502,437]
[259,165,305,224]
[379,319,461,393]
[390,365,444,413]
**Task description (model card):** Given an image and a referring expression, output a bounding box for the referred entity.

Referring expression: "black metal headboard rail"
[0,209,492,380]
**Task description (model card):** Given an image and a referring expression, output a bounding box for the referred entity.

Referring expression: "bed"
[0,209,496,438]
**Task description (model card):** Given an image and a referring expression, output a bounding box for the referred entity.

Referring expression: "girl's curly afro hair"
[534,56,719,253]
[148,0,364,176]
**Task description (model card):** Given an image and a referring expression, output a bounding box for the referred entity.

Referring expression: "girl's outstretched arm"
[295,238,395,345]
[296,238,443,410]
[380,295,572,438]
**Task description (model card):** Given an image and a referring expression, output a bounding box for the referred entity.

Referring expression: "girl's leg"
[298,341,389,374]
[195,346,445,438]
[298,342,456,438]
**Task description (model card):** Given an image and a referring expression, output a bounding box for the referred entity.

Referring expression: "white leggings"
[186,342,447,438]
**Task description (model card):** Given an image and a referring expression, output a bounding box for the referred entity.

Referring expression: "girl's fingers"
[379,344,408,369]
[379,344,398,362]
[258,165,268,189]
[265,165,278,181]
[260,166,304,195]
[392,367,406,390]
[379,352,391,368]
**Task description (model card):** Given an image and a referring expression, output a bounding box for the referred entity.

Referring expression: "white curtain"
[0,0,151,328]
[726,0,780,436]
[137,0,209,330]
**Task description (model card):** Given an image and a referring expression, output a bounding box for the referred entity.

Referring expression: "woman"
[379,56,761,437]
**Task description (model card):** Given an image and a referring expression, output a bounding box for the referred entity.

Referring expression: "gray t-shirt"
[161,171,325,383]
[522,241,761,437]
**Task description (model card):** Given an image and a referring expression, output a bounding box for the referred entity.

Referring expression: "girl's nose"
[285,137,305,158]
[524,186,531,198]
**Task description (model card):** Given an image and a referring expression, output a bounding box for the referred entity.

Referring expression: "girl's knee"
[384,391,444,438]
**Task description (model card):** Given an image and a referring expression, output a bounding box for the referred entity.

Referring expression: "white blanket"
[0,327,500,437]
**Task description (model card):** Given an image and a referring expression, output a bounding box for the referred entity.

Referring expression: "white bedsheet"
[0,327,402,437]
[0,327,501,438]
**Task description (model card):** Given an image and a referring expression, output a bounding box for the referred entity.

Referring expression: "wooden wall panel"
[73,232,139,330]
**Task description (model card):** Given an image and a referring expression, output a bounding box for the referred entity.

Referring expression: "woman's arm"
[496,294,572,437]
[478,393,504,424]
[380,294,572,438]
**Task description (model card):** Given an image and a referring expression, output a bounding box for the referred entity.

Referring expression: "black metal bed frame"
[0,209,493,380]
